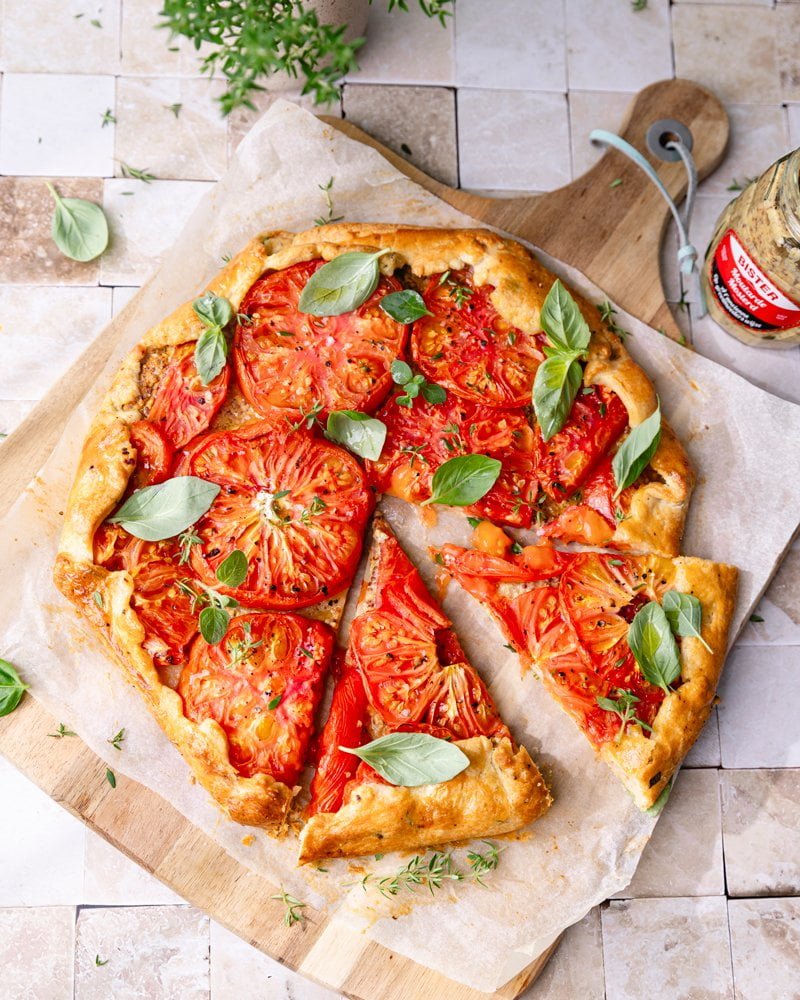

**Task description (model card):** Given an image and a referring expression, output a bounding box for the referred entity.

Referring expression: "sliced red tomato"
[93,524,197,670]
[234,260,408,418]
[178,612,334,785]
[146,343,230,448]
[367,393,538,527]
[535,386,628,500]
[372,526,450,632]
[424,662,509,741]
[411,269,545,407]
[183,421,373,610]
[129,420,174,489]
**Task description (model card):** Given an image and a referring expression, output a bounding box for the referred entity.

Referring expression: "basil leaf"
[422,454,502,507]
[0,659,29,718]
[612,402,661,498]
[108,476,220,541]
[46,182,109,262]
[662,590,713,653]
[298,250,390,316]
[380,289,431,323]
[326,410,387,461]
[216,550,248,588]
[645,776,674,816]
[193,291,233,329]
[628,602,681,694]
[391,359,413,385]
[421,382,446,405]
[540,279,591,353]
[532,354,582,441]
[195,325,229,385]
[339,732,469,787]
[199,606,230,645]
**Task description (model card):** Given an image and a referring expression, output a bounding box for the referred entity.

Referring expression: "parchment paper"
[2,101,800,993]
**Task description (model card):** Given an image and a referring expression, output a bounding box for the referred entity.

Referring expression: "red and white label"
[710,229,800,332]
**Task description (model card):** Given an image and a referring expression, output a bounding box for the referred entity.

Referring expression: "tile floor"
[1,1,799,998]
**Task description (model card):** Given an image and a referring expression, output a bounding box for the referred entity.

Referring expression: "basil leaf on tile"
[532,354,583,441]
[627,601,681,694]
[422,454,502,507]
[540,279,591,353]
[612,402,662,498]
[298,250,391,316]
[380,289,431,323]
[107,476,220,541]
[0,659,29,718]
[216,549,248,588]
[326,410,387,461]
[339,732,469,787]
[199,606,231,645]
[662,590,713,653]
[46,182,109,262]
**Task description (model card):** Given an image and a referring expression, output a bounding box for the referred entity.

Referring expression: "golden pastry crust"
[298,735,551,863]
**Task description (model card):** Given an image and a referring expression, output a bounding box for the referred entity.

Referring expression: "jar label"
[710,229,800,332]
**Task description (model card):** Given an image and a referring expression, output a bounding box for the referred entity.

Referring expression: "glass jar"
[703,148,800,348]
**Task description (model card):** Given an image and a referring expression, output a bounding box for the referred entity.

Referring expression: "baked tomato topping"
[411,269,545,407]
[182,422,373,609]
[93,525,196,671]
[146,343,230,448]
[234,260,408,418]
[367,393,538,527]
[179,612,334,785]
[129,420,174,489]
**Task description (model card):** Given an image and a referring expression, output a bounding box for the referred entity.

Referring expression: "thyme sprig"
[271,887,307,927]
[357,843,502,898]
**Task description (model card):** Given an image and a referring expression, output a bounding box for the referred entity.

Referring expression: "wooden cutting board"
[0,78,728,999]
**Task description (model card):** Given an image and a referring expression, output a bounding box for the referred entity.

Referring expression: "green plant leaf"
[422,454,502,507]
[645,776,674,816]
[391,360,413,384]
[216,549,248,588]
[326,410,387,461]
[421,382,446,405]
[627,602,681,694]
[46,182,109,262]
[0,659,28,718]
[540,279,591,353]
[532,354,583,441]
[612,402,661,498]
[199,606,230,645]
[380,289,431,323]
[107,476,220,542]
[193,291,233,329]
[195,325,228,385]
[298,250,390,316]
[662,590,713,653]
[339,732,469,787]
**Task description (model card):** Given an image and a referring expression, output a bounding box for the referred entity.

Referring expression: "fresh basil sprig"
[339,732,469,787]
[380,289,431,324]
[662,590,713,653]
[0,659,29,718]
[612,402,661,498]
[532,280,591,441]
[628,601,681,695]
[46,182,109,262]
[215,549,248,588]
[326,410,387,461]
[108,476,219,541]
[596,689,653,743]
[193,291,234,385]
[298,250,391,316]
[391,360,446,408]
[421,454,502,507]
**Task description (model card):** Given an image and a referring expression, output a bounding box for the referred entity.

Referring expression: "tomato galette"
[54,222,735,853]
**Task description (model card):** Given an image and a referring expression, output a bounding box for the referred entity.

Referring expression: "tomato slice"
[184,421,373,610]
[147,343,230,448]
[93,525,197,670]
[129,420,174,489]
[367,393,538,527]
[535,386,628,500]
[424,662,509,740]
[178,612,334,785]
[234,260,408,417]
[411,269,545,407]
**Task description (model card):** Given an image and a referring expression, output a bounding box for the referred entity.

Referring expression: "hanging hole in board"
[645,119,694,163]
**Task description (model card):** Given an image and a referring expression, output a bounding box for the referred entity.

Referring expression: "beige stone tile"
[520,908,604,1000]
[115,77,228,181]
[683,707,721,767]
[454,0,566,92]
[738,546,800,646]
[0,176,104,284]
[789,104,800,147]
[0,906,75,1000]
[342,83,457,186]
[777,5,800,101]
[83,830,183,906]
[210,921,340,1000]
[614,769,724,898]
[701,104,791,196]
[0,757,86,905]
[673,5,781,104]
[602,897,734,999]
[674,0,772,4]
[458,89,571,191]
[0,285,111,400]
[1,0,120,73]
[565,0,672,92]
[721,769,800,897]
[718,646,800,768]
[112,286,142,316]
[0,74,116,177]
[568,90,635,179]
[728,898,800,1000]
[121,0,209,76]
[100,178,213,285]
[75,905,209,1000]
[347,2,454,85]
[0,399,35,439]
[227,90,341,160]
